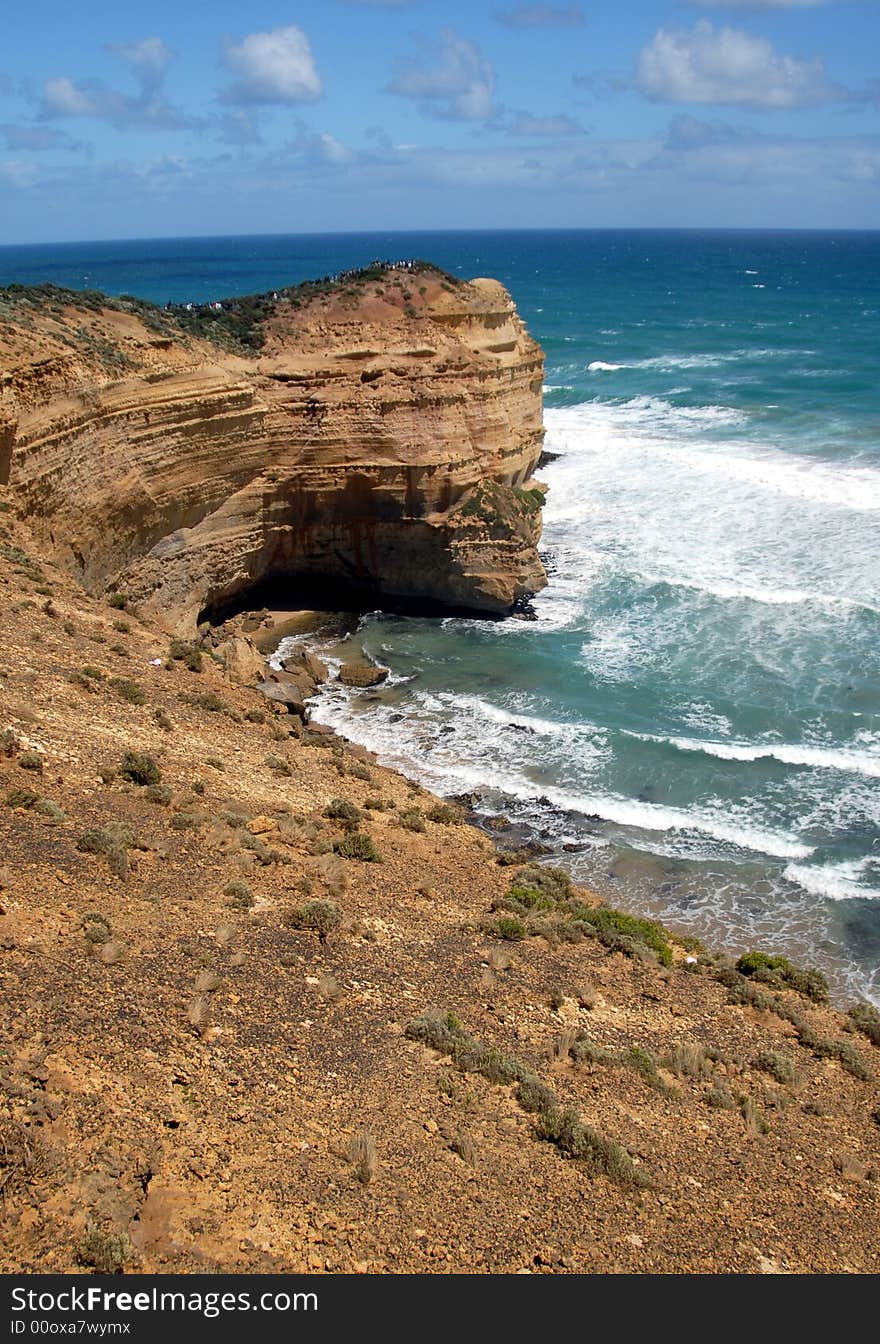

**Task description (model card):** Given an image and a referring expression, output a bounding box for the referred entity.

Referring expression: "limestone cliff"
[0,264,546,628]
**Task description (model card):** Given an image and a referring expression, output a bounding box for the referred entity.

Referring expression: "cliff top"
[0,259,468,360]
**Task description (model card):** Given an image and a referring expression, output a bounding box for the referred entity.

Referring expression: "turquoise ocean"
[2,229,878,1005]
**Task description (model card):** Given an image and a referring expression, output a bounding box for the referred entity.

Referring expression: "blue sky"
[1,0,878,242]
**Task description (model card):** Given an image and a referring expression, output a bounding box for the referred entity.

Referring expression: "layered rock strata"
[0,266,546,628]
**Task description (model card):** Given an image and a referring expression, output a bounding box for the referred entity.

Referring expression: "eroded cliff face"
[0,266,546,628]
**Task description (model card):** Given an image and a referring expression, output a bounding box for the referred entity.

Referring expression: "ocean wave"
[308,690,813,863]
[784,858,880,903]
[639,573,880,615]
[625,730,880,779]
[544,402,880,513]
[588,361,625,373]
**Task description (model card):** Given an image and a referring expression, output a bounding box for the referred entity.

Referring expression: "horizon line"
[2,224,880,251]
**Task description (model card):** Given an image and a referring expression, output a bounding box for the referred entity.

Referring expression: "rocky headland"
[0,270,878,1275]
[0,263,546,631]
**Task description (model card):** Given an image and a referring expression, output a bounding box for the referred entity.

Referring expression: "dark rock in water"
[451,791,481,809]
[484,814,511,831]
[537,449,561,470]
[637,785,657,804]
[439,725,455,736]
[339,659,390,687]
[505,722,535,734]
[511,595,538,621]
[563,842,587,852]
[389,712,405,724]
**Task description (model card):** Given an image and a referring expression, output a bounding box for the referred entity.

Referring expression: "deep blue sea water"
[3,229,879,1004]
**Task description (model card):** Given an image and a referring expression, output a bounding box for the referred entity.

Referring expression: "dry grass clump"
[664,1041,713,1080]
[348,1130,378,1186]
[0,1117,45,1199]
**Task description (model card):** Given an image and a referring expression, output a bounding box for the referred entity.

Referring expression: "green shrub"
[107,593,128,611]
[736,950,828,1004]
[264,754,292,776]
[81,911,111,945]
[495,915,526,941]
[426,802,464,825]
[153,707,172,732]
[244,708,265,724]
[287,899,341,941]
[575,906,673,966]
[76,825,134,879]
[335,831,381,862]
[36,798,65,823]
[622,1045,674,1095]
[170,812,197,831]
[118,751,161,786]
[75,1226,129,1273]
[169,638,203,672]
[224,880,254,910]
[112,618,131,634]
[110,677,146,706]
[753,1050,796,1084]
[81,665,105,680]
[399,807,425,833]
[18,752,43,773]
[324,798,361,828]
[4,787,38,809]
[848,1003,880,1047]
[145,783,173,806]
[536,1108,648,1187]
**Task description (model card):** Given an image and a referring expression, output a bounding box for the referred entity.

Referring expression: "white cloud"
[388,29,496,121]
[39,39,196,130]
[220,26,322,105]
[42,77,99,118]
[0,123,86,152]
[689,3,831,9]
[495,4,585,26]
[636,20,844,109]
[512,112,584,136]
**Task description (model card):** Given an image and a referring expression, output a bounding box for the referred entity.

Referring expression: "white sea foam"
[626,730,880,779]
[784,858,879,903]
[309,686,813,863]
[588,360,625,372]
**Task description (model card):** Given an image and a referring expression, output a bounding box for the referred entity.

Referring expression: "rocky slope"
[0,506,878,1275]
[0,266,546,629]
